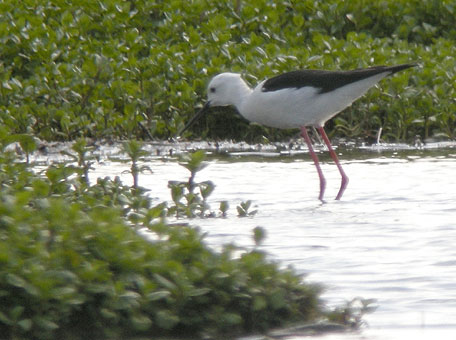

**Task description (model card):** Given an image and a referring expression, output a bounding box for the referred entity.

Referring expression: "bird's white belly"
[240,73,387,129]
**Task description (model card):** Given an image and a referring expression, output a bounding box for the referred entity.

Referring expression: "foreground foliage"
[1,0,455,142]
[0,140,354,339]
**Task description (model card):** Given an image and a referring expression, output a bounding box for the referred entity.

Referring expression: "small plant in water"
[219,200,229,217]
[253,226,266,246]
[167,154,261,219]
[121,140,152,190]
[168,150,215,218]
[61,138,96,186]
[12,134,37,165]
[327,297,377,328]
[237,200,258,217]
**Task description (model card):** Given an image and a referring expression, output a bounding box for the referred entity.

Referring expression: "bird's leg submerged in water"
[317,126,349,200]
[301,126,349,201]
[300,127,326,201]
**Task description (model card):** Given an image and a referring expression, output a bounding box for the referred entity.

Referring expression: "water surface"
[86,142,456,339]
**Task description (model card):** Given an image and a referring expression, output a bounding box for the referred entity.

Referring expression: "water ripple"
[87,147,456,339]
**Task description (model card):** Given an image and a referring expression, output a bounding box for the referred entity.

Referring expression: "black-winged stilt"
[180,64,415,201]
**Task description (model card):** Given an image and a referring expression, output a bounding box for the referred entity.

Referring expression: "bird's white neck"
[228,78,253,111]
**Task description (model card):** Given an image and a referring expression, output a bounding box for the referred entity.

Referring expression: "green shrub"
[1,0,453,142]
[0,145,336,339]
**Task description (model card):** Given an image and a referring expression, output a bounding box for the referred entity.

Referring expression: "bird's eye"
[210,87,216,93]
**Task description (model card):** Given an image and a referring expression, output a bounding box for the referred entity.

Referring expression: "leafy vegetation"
[168,150,216,218]
[237,200,258,217]
[1,0,455,143]
[1,139,367,339]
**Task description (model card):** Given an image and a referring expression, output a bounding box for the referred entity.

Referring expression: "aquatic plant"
[167,151,261,219]
[13,134,38,165]
[219,200,229,217]
[327,298,377,328]
[121,139,152,190]
[168,150,216,218]
[61,138,96,186]
[237,200,258,217]
[253,226,266,247]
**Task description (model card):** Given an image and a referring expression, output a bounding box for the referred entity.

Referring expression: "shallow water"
[84,142,456,339]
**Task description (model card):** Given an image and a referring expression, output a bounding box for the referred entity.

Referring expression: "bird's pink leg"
[317,126,349,200]
[300,127,326,201]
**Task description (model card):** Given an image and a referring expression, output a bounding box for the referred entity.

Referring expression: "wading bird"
[179,64,415,201]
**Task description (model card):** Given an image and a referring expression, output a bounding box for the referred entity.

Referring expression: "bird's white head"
[206,72,251,108]
[178,72,252,136]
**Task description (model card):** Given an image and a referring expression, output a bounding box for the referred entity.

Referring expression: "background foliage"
[1,0,455,142]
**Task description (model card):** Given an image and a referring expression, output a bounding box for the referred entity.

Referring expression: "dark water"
[80,141,456,339]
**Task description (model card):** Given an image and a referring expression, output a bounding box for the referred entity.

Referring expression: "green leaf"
[221,312,242,326]
[6,273,27,288]
[268,289,287,310]
[0,311,11,325]
[168,181,185,202]
[147,290,171,301]
[10,306,24,320]
[253,226,266,246]
[153,274,177,291]
[219,200,229,215]
[13,134,37,154]
[252,295,267,311]
[18,318,32,331]
[131,313,152,331]
[199,180,215,199]
[179,150,207,174]
[155,310,179,330]
[33,316,59,331]
[189,288,211,297]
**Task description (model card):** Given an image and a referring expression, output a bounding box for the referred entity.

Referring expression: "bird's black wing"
[261,64,415,94]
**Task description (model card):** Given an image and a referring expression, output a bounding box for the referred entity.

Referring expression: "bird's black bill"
[177,101,211,137]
